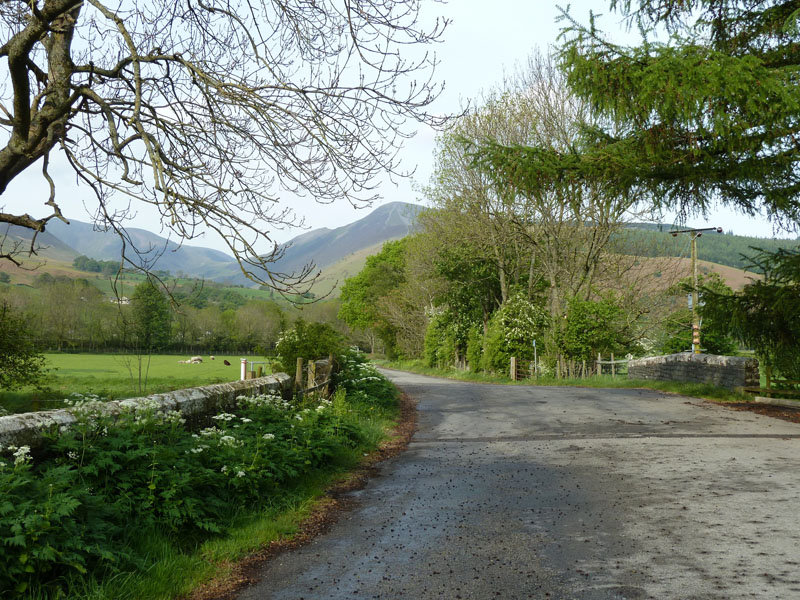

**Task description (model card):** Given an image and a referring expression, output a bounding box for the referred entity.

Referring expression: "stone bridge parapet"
[628,353,759,391]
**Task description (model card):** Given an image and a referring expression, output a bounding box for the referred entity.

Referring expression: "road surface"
[237,369,800,599]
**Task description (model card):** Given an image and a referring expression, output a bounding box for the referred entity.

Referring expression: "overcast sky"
[2,1,791,257]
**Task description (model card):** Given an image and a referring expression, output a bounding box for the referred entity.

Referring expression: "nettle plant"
[0,365,387,596]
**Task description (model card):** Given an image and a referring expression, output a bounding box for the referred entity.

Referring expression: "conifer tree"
[473,0,800,226]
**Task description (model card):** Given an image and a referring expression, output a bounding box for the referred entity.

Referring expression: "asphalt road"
[237,369,800,600]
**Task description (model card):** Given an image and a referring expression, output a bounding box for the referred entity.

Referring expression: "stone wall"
[627,353,759,390]
[0,373,293,450]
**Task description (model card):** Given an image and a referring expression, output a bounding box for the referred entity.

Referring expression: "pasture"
[0,353,271,415]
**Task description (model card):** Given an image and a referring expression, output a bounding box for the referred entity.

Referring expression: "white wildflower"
[199,426,222,437]
[212,412,237,422]
[236,470,246,478]
[13,445,31,466]
[219,435,241,448]
[262,433,275,441]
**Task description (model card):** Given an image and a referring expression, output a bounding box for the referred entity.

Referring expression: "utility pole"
[671,227,723,353]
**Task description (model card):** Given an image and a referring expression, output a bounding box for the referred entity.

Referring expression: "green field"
[1,353,272,414]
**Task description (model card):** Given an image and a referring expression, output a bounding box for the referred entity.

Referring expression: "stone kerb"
[627,353,759,390]
[0,373,293,450]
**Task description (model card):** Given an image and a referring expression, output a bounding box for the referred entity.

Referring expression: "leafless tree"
[0,0,449,289]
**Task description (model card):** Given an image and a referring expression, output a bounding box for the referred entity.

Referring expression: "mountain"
[0,223,80,262]
[0,202,425,290]
[45,219,241,282]
[269,201,423,277]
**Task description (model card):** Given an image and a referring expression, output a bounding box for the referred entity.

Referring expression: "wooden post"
[295,357,304,390]
[556,356,561,379]
[597,353,601,377]
[510,357,517,381]
[256,366,263,378]
[307,361,316,390]
[611,352,616,378]
[326,353,334,395]
[766,365,773,397]
[582,359,586,379]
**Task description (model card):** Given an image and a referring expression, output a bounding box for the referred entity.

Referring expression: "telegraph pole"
[670,226,723,353]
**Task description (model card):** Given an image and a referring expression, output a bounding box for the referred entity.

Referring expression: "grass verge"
[376,358,754,404]
[5,352,407,600]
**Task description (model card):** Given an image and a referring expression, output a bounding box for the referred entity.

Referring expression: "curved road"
[238,370,800,599]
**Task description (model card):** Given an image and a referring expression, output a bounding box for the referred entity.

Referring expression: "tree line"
[339,25,800,380]
[0,276,291,355]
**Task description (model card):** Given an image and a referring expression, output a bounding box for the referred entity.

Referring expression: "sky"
[1,1,792,257]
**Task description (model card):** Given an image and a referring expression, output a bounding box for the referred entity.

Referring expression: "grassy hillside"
[306,241,387,298]
[617,226,799,270]
[624,255,758,292]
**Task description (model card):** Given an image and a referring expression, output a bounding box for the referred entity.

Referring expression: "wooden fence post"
[582,359,587,379]
[611,352,616,378]
[307,361,316,390]
[295,357,304,390]
[326,354,334,395]
[510,357,517,381]
[597,353,601,376]
[765,365,773,397]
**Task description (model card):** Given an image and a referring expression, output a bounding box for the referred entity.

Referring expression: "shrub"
[465,325,484,372]
[555,295,638,362]
[422,310,472,369]
[0,302,46,390]
[483,293,548,373]
[275,319,345,377]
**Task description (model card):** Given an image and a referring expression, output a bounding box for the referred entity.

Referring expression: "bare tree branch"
[0,0,450,290]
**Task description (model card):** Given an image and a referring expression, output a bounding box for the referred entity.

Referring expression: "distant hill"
[0,202,425,292]
[0,223,79,263]
[617,225,799,271]
[305,241,388,298]
[45,219,241,282]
